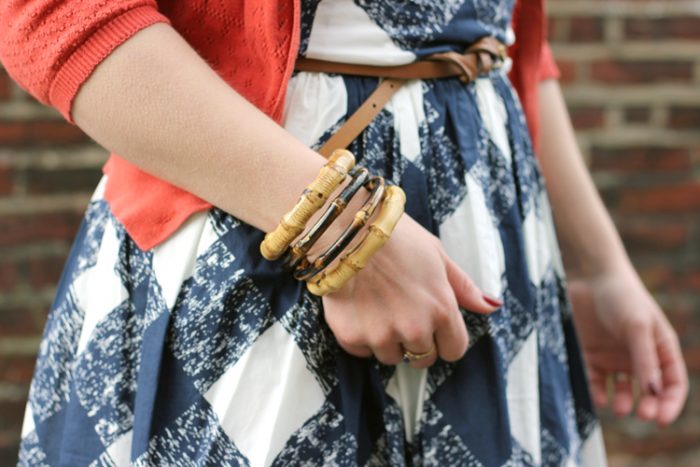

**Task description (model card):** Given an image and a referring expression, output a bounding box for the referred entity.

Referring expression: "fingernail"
[482,294,503,308]
[647,380,662,397]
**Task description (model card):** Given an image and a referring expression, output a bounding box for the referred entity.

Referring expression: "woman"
[1,0,687,465]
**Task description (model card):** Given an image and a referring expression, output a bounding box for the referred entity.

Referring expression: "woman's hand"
[567,268,688,427]
[320,214,501,368]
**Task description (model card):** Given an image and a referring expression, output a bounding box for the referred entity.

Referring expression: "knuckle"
[335,330,365,349]
[456,273,477,296]
[399,322,429,345]
[626,316,652,334]
[432,304,453,328]
[368,328,396,348]
[440,335,469,362]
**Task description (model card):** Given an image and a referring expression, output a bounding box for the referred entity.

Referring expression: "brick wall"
[0,0,698,464]
[0,49,109,460]
[548,1,700,465]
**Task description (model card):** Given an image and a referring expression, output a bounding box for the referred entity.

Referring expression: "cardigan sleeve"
[539,41,561,81]
[0,1,171,124]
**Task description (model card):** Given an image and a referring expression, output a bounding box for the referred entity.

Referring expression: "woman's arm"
[68,22,500,366]
[535,80,629,279]
[536,79,688,426]
[72,23,327,233]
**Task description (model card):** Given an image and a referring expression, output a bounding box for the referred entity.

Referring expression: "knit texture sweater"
[0,0,558,251]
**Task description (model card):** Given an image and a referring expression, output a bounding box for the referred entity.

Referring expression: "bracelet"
[293,175,385,281]
[282,167,370,271]
[306,184,406,296]
[260,149,355,260]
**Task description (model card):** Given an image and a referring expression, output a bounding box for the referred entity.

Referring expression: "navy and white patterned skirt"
[18,69,607,465]
[18,0,608,463]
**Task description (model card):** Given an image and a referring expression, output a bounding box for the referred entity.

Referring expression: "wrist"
[559,229,635,281]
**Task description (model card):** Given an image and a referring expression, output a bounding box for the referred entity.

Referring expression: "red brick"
[0,123,27,145]
[619,221,689,254]
[0,307,43,337]
[28,121,89,145]
[590,60,694,84]
[660,297,700,338]
[0,356,36,386]
[0,69,10,101]
[27,255,67,289]
[26,167,103,195]
[624,107,651,124]
[569,106,605,129]
[604,430,700,457]
[684,346,700,372]
[590,146,692,173]
[547,17,560,42]
[626,17,700,40]
[618,182,700,212]
[0,260,21,293]
[0,121,88,146]
[0,434,21,462]
[638,265,700,293]
[554,58,577,84]
[0,212,83,245]
[0,401,27,433]
[0,165,12,196]
[568,16,605,42]
[668,107,700,129]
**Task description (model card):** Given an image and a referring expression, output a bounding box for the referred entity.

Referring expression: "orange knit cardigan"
[0,0,559,250]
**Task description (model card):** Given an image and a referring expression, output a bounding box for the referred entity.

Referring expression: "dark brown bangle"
[282,167,370,270]
[293,175,385,281]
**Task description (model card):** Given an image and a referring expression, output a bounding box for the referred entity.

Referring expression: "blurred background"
[0,0,698,465]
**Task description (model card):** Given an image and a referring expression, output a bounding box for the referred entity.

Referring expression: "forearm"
[72,22,328,233]
[536,79,634,278]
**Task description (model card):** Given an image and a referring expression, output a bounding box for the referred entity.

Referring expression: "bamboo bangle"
[306,185,406,296]
[260,149,355,260]
[293,176,385,281]
[282,167,370,271]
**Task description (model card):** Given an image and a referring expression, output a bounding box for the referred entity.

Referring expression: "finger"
[656,326,689,426]
[626,319,662,401]
[587,367,608,408]
[340,343,373,359]
[367,328,403,365]
[400,334,438,369]
[432,295,469,361]
[611,374,634,417]
[372,344,403,366]
[442,253,501,314]
[325,309,374,358]
[636,390,659,422]
[657,381,687,427]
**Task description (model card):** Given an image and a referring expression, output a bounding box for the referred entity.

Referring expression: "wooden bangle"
[306,185,406,296]
[293,176,385,281]
[282,167,370,271]
[260,149,355,260]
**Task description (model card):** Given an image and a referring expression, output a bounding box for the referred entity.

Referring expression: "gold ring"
[402,344,436,363]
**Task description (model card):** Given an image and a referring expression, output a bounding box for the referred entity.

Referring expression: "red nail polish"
[483,294,503,307]
[647,380,661,397]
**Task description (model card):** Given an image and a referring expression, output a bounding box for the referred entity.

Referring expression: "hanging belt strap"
[294,37,507,157]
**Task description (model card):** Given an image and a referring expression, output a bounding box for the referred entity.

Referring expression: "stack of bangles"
[259,149,406,296]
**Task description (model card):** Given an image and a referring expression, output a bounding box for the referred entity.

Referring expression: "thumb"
[442,252,501,314]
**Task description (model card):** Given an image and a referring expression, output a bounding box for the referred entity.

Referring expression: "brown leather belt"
[294,36,507,158]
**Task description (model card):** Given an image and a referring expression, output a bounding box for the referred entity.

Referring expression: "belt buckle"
[492,43,508,69]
